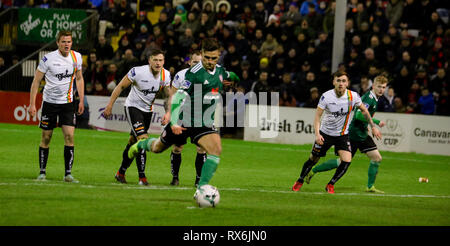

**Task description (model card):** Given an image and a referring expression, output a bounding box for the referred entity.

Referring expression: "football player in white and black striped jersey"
[104,49,171,185]
[28,30,85,183]
[292,71,381,194]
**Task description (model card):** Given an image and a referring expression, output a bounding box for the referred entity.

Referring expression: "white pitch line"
[0,181,449,199]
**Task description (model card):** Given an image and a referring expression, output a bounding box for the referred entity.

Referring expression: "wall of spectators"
[0,0,449,116]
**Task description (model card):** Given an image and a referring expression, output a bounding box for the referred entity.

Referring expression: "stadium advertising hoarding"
[0,91,42,125]
[18,8,87,44]
[244,106,450,156]
[86,95,165,134]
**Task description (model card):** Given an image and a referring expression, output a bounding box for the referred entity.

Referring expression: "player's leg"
[170,145,183,186]
[37,129,53,180]
[305,158,340,184]
[115,135,136,183]
[36,102,57,180]
[129,123,184,157]
[195,133,221,188]
[365,149,383,193]
[135,134,149,185]
[326,150,352,193]
[194,146,207,187]
[61,125,78,183]
[59,103,78,183]
[292,133,331,191]
[325,135,353,193]
[307,140,358,184]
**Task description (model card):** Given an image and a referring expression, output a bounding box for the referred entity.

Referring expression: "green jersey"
[349,90,378,141]
[180,62,228,127]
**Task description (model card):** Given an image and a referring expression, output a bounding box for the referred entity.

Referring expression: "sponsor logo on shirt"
[55,69,74,81]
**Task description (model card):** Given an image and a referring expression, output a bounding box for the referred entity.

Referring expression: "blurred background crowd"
[0,0,449,116]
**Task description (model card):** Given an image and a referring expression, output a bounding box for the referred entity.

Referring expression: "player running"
[292,71,381,194]
[28,30,84,183]
[162,51,206,187]
[304,75,388,193]
[104,49,171,185]
[128,38,240,195]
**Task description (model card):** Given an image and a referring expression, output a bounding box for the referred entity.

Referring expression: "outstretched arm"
[104,75,132,117]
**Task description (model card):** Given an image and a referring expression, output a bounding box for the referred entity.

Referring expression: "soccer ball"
[194,185,220,208]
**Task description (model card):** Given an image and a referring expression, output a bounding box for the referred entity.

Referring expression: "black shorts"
[39,101,76,130]
[124,106,152,137]
[160,123,218,147]
[350,136,377,157]
[311,131,352,157]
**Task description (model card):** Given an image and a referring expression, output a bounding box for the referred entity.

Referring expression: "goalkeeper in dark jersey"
[127,38,240,194]
[305,75,388,193]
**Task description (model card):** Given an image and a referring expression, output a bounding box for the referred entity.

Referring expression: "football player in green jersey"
[304,75,388,193]
[128,38,240,193]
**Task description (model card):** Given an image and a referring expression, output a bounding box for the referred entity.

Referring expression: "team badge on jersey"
[181,80,192,89]
[42,56,47,62]
[219,74,223,82]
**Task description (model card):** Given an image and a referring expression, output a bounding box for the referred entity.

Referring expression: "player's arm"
[224,71,240,86]
[170,89,188,134]
[28,69,45,118]
[314,106,325,145]
[357,103,382,140]
[161,86,178,125]
[75,69,85,115]
[354,110,381,126]
[104,75,132,117]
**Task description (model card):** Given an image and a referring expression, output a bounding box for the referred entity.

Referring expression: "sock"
[312,159,340,173]
[119,144,133,174]
[297,159,316,183]
[136,149,147,178]
[195,153,206,180]
[138,137,157,151]
[170,152,182,178]
[39,147,49,174]
[198,155,220,187]
[64,145,74,176]
[367,161,380,188]
[329,161,351,185]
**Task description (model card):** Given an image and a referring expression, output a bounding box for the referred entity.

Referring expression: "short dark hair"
[149,49,165,57]
[56,30,72,42]
[332,71,349,79]
[201,38,220,52]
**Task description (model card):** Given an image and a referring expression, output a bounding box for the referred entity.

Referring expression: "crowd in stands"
[1,0,449,116]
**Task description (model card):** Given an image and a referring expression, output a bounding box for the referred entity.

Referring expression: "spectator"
[280,2,302,27]
[413,66,430,89]
[378,88,395,112]
[303,86,320,108]
[279,88,297,107]
[156,11,171,33]
[393,97,407,113]
[430,68,448,96]
[322,1,336,33]
[118,49,139,78]
[435,88,449,116]
[254,1,268,28]
[95,35,114,61]
[400,0,421,29]
[98,0,118,37]
[418,87,435,114]
[135,11,153,36]
[260,33,278,58]
[116,0,135,30]
[427,37,446,73]
[385,0,404,27]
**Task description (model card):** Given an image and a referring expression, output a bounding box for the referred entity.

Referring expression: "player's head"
[201,38,220,71]
[56,30,73,56]
[372,75,388,97]
[188,50,202,67]
[148,49,165,73]
[332,71,349,95]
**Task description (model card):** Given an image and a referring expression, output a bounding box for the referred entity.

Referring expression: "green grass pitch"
[0,123,449,226]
